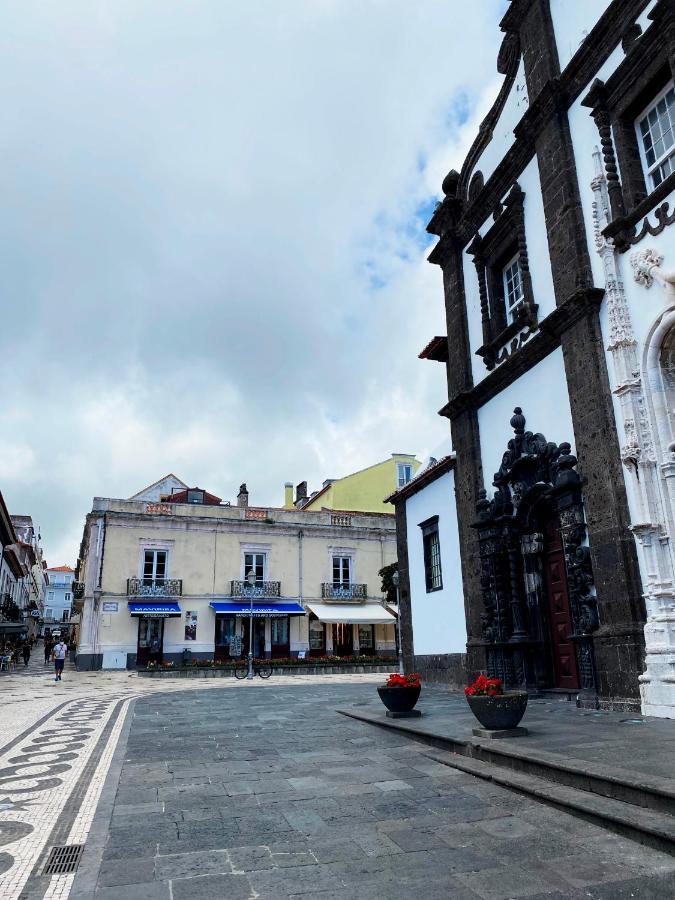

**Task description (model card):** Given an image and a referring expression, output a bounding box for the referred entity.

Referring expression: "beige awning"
[306,602,396,625]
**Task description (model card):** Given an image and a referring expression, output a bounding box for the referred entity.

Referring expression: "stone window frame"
[582,2,675,250]
[467,182,537,370]
[418,515,443,593]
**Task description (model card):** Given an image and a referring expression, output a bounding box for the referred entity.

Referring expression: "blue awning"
[128,602,181,617]
[210,601,305,617]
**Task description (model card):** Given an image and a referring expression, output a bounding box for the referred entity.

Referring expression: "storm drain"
[43,844,84,875]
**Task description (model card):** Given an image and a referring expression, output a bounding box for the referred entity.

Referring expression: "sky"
[0,0,506,566]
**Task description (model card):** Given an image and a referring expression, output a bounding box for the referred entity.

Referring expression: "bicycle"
[234,660,273,679]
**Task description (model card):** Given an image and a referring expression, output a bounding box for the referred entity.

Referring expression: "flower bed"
[137,655,395,678]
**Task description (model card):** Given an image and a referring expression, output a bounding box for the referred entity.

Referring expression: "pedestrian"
[51,638,68,682]
[22,641,31,667]
[44,639,53,665]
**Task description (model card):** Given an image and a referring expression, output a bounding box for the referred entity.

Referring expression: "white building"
[387,456,467,686]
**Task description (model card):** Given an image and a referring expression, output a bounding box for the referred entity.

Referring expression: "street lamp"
[392,570,404,675]
[246,569,257,680]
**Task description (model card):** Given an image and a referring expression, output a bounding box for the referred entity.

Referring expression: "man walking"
[51,638,68,682]
[44,638,52,665]
[22,640,31,667]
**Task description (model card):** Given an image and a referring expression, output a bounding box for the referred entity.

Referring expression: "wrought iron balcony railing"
[72,582,85,600]
[229,580,281,598]
[1,593,23,621]
[321,583,367,601]
[126,578,183,597]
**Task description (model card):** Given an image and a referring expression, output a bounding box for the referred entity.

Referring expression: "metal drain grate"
[43,844,84,875]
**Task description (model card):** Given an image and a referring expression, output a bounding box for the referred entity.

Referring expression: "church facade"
[418,0,675,713]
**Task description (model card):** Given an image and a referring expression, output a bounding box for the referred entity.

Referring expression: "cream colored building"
[74,476,397,669]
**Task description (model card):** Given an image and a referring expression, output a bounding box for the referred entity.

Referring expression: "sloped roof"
[167,488,222,506]
[385,455,455,504]
[129,473,188,501]
[47,565,74,572]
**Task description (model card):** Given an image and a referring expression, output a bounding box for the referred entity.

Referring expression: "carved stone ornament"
[473,408,599,697]
[631,248,665,288]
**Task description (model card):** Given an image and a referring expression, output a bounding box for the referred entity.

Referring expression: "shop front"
[128,601,181,666]
[210,600,305,660]
[305,602,397,657]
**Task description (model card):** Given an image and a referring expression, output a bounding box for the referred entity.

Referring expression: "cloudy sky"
[0,0,505,565]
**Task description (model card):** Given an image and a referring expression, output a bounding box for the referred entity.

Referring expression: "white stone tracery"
[591,147,675,717]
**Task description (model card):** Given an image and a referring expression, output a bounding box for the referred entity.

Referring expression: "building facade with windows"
[417,0,675,714]
[386,457,467,686]
[0,501,46,641]
[285,454,421,514]
[44,566,75,633]
[73,478,397,669]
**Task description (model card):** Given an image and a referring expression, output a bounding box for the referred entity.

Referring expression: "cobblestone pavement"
[0,662,383,899]
[67,683,675,900]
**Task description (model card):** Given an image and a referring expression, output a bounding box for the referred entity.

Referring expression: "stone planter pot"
[466,691,528,730]
[377,685,421,713]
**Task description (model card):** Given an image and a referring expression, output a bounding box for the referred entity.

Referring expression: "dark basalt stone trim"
[393,501,414,673]
[603,172,675,251]
[430,0,651,249]
[440,289,605,420]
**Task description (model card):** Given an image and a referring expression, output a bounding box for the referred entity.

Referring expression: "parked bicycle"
[234,661,272,679]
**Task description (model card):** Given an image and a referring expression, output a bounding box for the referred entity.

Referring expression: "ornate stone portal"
[474,408,599,702]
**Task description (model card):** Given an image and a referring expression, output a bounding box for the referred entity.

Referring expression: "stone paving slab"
[72,682,675,899]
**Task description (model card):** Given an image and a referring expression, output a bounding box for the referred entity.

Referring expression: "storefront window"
[215,616,235,646]
[358,624,374,650]
[309,620,324,651]
[271,617,289,645]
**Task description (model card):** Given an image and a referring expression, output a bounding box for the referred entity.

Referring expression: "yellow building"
[74,476,397,669]
[284,454,421,514]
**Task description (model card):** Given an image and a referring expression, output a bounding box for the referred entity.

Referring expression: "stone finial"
[510,407,526,435]
[630,248,664,287]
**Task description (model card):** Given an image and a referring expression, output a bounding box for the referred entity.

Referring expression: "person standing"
[51,638,68,681]
[22,641,31,667]
[44,639,52,665]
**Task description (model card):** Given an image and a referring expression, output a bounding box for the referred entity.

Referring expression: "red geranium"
[385,672,421,688]
[464,673,503,697]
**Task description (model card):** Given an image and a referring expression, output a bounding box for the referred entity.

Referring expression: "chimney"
[295,481,308,507]
[284,482,293,508]
[237,483,249,508]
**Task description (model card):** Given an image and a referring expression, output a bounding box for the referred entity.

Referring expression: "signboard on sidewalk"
[229,634,242,657]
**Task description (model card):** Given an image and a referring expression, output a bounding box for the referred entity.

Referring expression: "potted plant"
[464,674,528,730]
[377,672,421,713]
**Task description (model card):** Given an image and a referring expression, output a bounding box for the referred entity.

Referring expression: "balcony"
[321,583,367,602]
[127,578,183,597]
[1,593,23,622]
[229,580,281,598]
[72,582,85,600]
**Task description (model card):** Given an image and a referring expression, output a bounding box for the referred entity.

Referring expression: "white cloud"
[0,0,505,564]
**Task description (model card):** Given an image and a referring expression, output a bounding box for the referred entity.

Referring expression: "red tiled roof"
[385,455,455,504]
[47,565,74,572]
[418,336,449,362]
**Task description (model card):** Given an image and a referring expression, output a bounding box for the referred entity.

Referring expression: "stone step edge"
[137,664,393,678]
[421,748,675,856]
[336,707,675,813]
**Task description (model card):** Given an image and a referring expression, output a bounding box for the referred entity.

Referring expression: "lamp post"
[246,569,257,680]
[392,570,404,675]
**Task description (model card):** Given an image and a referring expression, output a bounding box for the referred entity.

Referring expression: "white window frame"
[397,463,413,488]
[240,544,271,583]
[502,253,525,324]
[331,555,352,586]
[636,81,675,191]
[137,540,173,581]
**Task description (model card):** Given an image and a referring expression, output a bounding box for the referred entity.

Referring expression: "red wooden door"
[542,517,580,690]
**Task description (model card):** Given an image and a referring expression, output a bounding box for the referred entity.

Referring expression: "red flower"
[464,673,503,697]
[385,672,421,688]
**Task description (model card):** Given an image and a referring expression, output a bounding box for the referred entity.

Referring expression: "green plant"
[379,562,398,603]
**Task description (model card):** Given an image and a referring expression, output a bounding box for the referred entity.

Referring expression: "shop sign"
[185,610,197,641]
[229,634,242,657]
[102,602,119,612]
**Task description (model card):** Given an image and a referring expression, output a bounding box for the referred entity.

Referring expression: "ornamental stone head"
[630,248,664,287]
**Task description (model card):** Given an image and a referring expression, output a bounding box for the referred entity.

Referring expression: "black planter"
[465,691,528,730]
[377,685,421,713]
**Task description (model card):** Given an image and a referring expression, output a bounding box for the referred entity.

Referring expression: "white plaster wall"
[405,470,466,655]
[478,347,575,491]
[472,59,529,185]
[549,0,610,71]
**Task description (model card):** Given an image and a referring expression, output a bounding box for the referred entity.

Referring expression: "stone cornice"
[440,288,605,419]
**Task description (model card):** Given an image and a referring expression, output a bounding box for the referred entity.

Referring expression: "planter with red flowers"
[377,672,422,716]
[464,674,528,732]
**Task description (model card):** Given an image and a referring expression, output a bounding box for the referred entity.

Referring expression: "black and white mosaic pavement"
[75,683,675,899]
